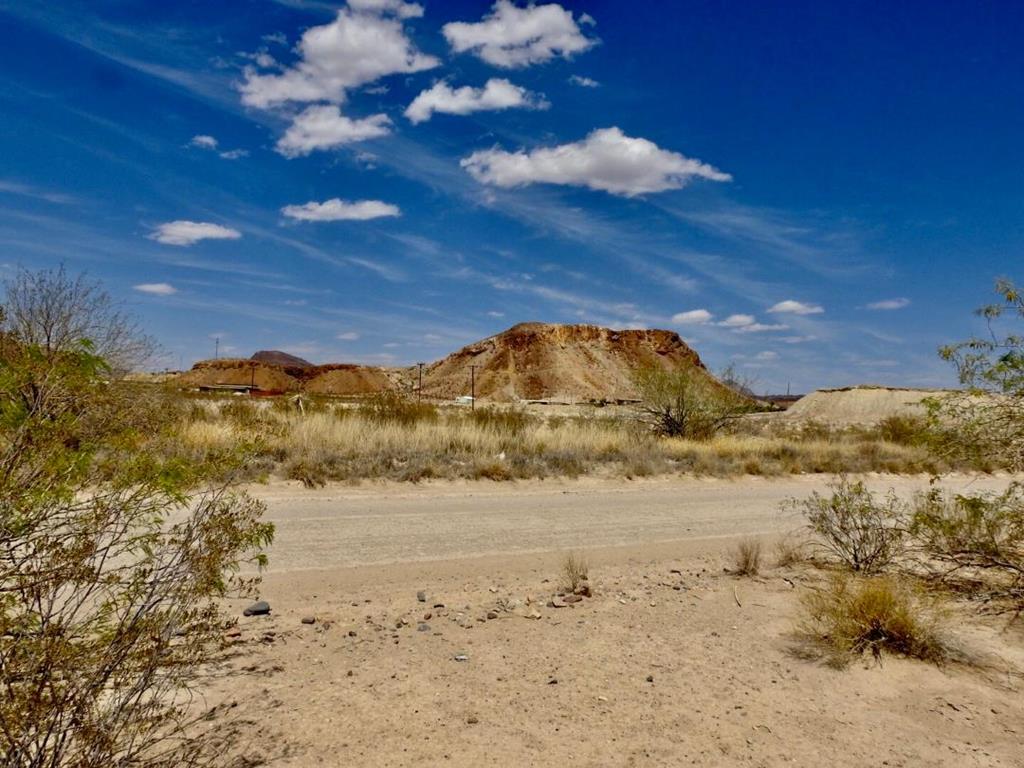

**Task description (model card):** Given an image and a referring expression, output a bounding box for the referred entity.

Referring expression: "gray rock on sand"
[243,600,270,617]
[301,616,316,625]
[417,590,427,603]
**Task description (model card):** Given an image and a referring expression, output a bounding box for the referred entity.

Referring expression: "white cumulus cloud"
[240,4,438,108]
[282,198,401,221]
[189,134,218,149]
[568,74,599,87]
[443,1,597,68]
[276,105,391,157]
[672,309,712,325]
[719,313,755,328]
[867,297,910,310]
[405,78,548,123]
[461,127,730,197]
[768,299,824,315]
[148,221,242,247]
[133,282,177,296]
[336,331,361,340]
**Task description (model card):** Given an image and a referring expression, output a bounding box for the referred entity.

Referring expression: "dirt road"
[205,473,1024,768]
[250,474,1010,573]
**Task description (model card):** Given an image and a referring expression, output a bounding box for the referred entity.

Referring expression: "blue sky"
[1,0,1021,392]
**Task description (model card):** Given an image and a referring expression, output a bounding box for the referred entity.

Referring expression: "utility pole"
[470,365,477,410]
[214,337,220,360]
[417,362,425,401]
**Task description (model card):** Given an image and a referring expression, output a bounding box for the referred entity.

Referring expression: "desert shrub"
[469,405,533,434]
[363,390,438,426]
[931,278,1024,471]
[220,397,264,428]
[284,454,330,487]
[471,459,515,481]
[800,575,947,664]
[633,364,754,440]
[911,484,1024,614]
[786,476,906,573]
[731,538,762,576]
[561,552,589,592]
[875,414,931,446]
[0,274,273,766]
[774,533,807,567]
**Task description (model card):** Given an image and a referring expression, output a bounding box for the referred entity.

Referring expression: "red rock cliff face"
[422,323,712,402]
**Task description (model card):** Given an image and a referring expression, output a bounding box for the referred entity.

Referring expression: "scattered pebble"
[243,600,270,617]
[301,616,316,625]
[417,591,427,603]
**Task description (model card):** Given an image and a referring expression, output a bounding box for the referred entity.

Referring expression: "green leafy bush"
[786,476,906,573]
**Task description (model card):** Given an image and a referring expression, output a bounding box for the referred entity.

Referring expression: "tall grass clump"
[561,552,590,592]
[731,538,762,576]
[800,575,947,664]
[364,390,438,426]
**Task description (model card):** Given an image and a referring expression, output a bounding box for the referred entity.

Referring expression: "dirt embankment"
[179,359,401,396]
[421,322,715,403]
[782,385,954,426]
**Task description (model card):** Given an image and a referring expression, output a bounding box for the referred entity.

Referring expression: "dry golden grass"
[170,398,943,485]
[799,574,948,665]
[561,552,590,592]
[774,533,808,568]
[731,538,762,576]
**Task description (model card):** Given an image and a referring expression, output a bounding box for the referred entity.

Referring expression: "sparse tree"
[1,265,154,375]
[633,364,754,439]
[0,270,273,766]
[789,476,906,574]
[932,277,1024,470]
[915,279,1024,615]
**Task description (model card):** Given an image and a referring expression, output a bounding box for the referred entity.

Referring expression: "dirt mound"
[179,359,301,392]
[784,385,953,425]
[252,350,313,368]
[305,365,397,396]
[421,322,715,403]
[181,359,400,396]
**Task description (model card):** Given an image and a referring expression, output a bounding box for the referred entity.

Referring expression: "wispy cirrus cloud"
[867,297,910,310]
[0,179,74,205]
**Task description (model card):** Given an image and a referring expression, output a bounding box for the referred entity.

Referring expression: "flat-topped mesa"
[422,322,713,403]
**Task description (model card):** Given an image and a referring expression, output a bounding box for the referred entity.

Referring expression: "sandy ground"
[199,475,1024,767]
